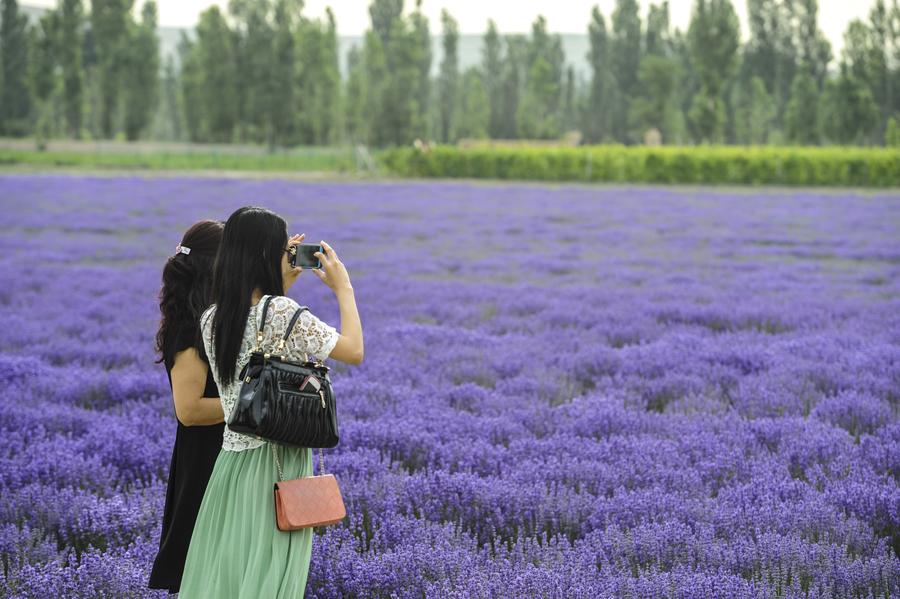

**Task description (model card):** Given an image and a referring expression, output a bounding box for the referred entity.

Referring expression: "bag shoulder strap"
[254,295,275,351]
[258,295,276,331]
[255,297,314,358]
[282,305,310,342]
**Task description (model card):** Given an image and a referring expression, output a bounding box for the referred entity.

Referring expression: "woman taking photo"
[178,206,363,598]
[148,220,226,596]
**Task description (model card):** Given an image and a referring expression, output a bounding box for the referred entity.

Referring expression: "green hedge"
[380,145,900,187]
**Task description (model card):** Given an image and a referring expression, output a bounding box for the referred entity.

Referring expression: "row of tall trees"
[1,0,158,141]
[176,0,340,146]
[1,0,899,146]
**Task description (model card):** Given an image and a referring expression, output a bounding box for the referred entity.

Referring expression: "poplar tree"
[481,20,503,138]
[585,6,615,143]
[28,9,59,145]
[457,66,489,139]
[408,0,430,140]
[437,9,459,143]
[687,0,740,142]
[631,2,681,142]
[517,16,563,139]
[344,45,366,142]
[91,0,133,138]
[609,0,641,142]
[1,0,31,135]
[122,1,159,141]
[59,0,83,138]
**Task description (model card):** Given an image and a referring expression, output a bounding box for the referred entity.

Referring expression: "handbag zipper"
[276,380,327,409]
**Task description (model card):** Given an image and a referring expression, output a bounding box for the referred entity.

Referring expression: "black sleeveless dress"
[148,336,225,594]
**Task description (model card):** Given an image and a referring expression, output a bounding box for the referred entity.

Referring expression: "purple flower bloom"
[0,175,897,597]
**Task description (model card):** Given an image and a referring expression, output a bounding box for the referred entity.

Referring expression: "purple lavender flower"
[0,175,897,597]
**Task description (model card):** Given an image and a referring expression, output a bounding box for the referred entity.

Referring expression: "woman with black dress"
[148,220,226,596]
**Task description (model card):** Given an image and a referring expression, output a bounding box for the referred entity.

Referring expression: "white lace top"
[200,294,341,452]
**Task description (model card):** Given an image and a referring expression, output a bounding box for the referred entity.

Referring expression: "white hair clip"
[175,244,191,255]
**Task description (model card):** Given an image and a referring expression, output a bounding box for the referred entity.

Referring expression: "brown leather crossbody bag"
[272,443,346,531]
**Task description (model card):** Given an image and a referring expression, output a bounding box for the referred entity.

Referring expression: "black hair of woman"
[155,219,226,366]
[209,206,289,383]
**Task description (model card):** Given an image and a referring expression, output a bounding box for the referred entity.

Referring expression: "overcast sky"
[26,0,881,57]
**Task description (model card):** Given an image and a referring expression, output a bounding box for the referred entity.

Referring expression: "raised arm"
[312,240,363,364]
[262,294,360,366]
[327,286,363,365]
[278,238,363,365]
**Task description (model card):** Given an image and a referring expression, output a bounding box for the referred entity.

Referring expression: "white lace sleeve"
[200,306,216,378]
[261,296,340,363]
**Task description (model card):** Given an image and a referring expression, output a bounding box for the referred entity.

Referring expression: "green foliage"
[122,1,159,141]
[409,3,431,140]
[629,54,679,142]
[27,10,58,148]
[517,54,558,139]
[27,10,57,103]
[785,69,820,144]
[584,7,615,144]
[437,9,459,143]
[744,0,803,123]
[90,0,134,138]
[177,0,341,147]
[4,0,900,150]
[59,0,84,138]
[516,16,564,140]
[382,145,900,187]
[155,56,181,140]
[232,1,277,145]
[609,0,642,142]
[481,20,503,138]
[1,0,32,136]
[497,35,526,140]
[732,77,775,145]
[687,0,740,143]
[821,65,880,144]
[457,68,489,139]
[887,117,900,147]
[360,0,431,147]
[177,34,203,142]
[645,2,671,57]
[183,6,237,143]
[344,46,366,143]
[295,9,342,145]
[688,93,726,144]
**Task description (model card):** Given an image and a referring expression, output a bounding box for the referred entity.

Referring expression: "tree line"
[1,0,899,148]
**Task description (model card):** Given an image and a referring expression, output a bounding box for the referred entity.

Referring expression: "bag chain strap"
[273,443,325,482]
[255,295,329,482]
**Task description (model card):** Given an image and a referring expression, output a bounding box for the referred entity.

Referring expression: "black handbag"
[227,295,339,449]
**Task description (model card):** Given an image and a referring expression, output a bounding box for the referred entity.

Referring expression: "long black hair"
[210,206,288,384]
[155,220,225,366]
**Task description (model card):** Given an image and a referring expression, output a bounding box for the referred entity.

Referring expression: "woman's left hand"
[282,233,305,293]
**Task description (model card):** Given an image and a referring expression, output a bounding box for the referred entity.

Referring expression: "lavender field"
[0,174,898,598]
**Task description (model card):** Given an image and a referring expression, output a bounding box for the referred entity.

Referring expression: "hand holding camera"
[285,236,352,295]
[313,241,352,294]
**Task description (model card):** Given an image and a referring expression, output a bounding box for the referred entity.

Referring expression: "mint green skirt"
[178,441,314,599]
